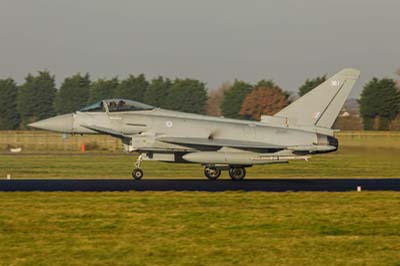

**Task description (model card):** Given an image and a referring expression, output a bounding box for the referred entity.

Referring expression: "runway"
[1,178,400,192]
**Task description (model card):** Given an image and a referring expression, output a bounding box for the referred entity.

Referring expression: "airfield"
[1,131,400,265]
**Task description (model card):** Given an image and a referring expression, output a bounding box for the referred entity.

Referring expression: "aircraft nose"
[29,113,74,133]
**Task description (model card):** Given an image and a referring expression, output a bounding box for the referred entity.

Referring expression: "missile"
[182,151,309,165]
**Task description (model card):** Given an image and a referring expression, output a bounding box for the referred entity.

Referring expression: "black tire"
[132,168,144,180]
[228,167,246,180]
[204,167,221,180]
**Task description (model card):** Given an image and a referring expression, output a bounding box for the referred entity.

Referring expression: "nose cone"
[29,113,74,133]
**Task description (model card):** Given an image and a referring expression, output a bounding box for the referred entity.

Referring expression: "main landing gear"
[228,167,246,181]
[204,167,221,180]
[132,154,144,180]
[204,165,246,181]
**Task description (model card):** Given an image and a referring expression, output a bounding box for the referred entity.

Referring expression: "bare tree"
[240,86,289,120]
[206,81,231,116]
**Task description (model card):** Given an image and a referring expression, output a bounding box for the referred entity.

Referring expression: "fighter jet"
[29,68,360,180]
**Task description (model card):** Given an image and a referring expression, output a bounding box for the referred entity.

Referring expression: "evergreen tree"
[298,75,326,96]
[220,80,252,119]
[143,76,172,108]
[165,79,208,114]
[0,78,19,129]
[359,78,400,130]
[88,78,119,103]
[114,74,149,101]
[18,71,57,127]
[54,73,90,114]
[255,79,279,89]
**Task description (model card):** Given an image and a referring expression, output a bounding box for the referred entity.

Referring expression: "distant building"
[339,111,350,117]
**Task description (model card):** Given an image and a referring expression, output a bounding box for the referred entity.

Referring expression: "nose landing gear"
[132,154,144,180]
[132,168,143,180]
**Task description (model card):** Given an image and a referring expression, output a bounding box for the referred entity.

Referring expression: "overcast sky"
[1,0,399,97]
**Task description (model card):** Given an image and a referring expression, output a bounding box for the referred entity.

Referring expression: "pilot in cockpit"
[108,101,117,111]
[117,100,126,110]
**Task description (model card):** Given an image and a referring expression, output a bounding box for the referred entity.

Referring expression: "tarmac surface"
[1,178,400,192]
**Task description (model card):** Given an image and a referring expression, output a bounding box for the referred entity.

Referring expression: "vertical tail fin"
[274,68,360,128]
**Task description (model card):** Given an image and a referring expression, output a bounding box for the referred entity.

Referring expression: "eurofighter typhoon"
[30,69,360,180]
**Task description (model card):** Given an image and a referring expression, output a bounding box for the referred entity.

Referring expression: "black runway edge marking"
[1,179,400,192]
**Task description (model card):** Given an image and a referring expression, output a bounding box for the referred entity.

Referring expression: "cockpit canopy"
[80,99,154,113]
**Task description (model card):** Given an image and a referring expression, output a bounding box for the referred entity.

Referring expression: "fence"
[1,130,399,153]
[0,131,121,152]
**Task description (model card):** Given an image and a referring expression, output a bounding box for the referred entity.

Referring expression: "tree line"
[0,70,399,130]
[0,71,208,129]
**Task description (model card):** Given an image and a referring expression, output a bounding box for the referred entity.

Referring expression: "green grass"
[0,192,399,266]
[1,146,400,178]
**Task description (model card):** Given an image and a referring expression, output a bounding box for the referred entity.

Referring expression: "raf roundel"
[331,80,341,87]
[165,120,173,128]
[312,112,321,120]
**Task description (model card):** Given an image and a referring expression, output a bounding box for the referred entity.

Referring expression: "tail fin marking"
[274,68,360,128]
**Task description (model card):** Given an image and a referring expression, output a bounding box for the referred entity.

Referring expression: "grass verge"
[0,192,399,266]
[1,146,400,178]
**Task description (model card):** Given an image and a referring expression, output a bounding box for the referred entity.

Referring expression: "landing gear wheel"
[132,154,144,180]
[229,167,246,181]
[204,167,221,180]
[132,168,144,180]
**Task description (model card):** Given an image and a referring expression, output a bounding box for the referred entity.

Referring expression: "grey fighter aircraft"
[29,68,360,180]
